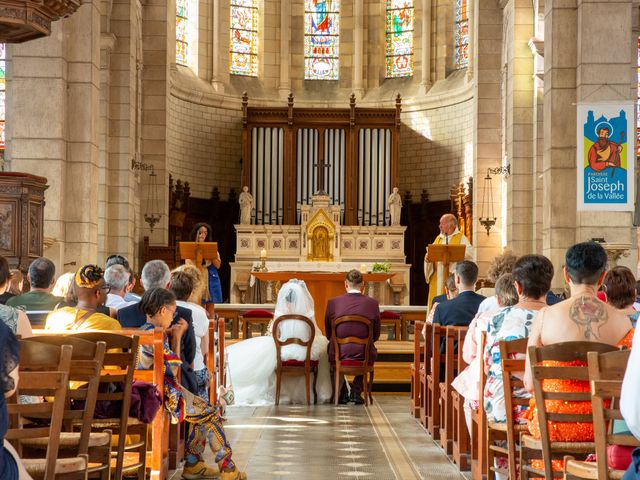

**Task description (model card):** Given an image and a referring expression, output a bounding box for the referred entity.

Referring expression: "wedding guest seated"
[105,254,140,302]
[45,265,121,331]
[477,250,519,314]
[602,266,638,326]
[523,242,635,472]
[169,268,210,400]
[118,260,197,392]
[136,288,247,480]
[0,321,34,480]
[452,273,518,434]
[52,271,112,317]
[325,270,380,405]
[104,264,137,311]
[0,269,22,305]
[52,272,74,299]
[0,257,31,337]
[7,258,63,322]
[433,260,485,329]
[621,325,640,479]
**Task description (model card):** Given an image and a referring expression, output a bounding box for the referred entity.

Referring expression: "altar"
[252,271,395,334]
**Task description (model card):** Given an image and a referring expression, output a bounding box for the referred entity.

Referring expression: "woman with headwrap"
[226,279,333,405]
[0,321,34,479]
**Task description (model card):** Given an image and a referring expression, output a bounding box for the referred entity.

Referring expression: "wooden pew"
[470,331,487,480]
[439,326,467,454]
[419,322,432,427]
[33,328,170,480]
[207,317,227,405]
[426,324,443,439]
[451,327,470,470]
[410,321,424,417]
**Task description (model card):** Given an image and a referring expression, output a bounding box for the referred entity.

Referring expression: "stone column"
[353,0,364,97]
[278,0,291,98]
[504,0,535,254]
[473,0,504,274]
[211,0,224,91]
[420,0,432,89]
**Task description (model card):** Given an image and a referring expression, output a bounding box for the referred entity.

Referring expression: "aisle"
[169,396,465,479]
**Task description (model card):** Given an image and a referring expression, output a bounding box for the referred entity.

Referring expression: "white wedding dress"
[226,280,333,405]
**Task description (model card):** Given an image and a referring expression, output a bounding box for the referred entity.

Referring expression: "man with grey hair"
[104,264,136,310]
[117,259,198,392]
[424,213,473,308]
[325,269,381,404]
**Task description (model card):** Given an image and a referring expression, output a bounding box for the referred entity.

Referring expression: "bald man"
[424,214,472,307]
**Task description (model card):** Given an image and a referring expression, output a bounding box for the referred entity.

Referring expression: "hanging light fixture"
[144,169,161,232]
[478,164,510,235]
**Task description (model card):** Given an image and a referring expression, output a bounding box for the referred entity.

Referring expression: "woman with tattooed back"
[522,241,635,473]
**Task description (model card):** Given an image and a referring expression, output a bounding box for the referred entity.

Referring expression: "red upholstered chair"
[380,310,401,341]
[331,315,375,406]
[241,309,274,339]
[272,314,318,405]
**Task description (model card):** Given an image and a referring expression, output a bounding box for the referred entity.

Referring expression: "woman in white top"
[226,279,332,405]
[169,268,211,400]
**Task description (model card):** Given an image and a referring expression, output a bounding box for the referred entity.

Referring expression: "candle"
[360,263,367,273]
[260,249,267,258]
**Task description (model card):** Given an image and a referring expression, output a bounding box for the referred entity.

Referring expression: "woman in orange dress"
[523,242,636,472]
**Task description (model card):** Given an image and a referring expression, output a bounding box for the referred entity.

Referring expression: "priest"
[424,214,472,307]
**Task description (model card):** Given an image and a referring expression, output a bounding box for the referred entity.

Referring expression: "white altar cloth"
[249,261,372,286]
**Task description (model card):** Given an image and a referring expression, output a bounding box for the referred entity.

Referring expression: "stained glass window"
[304,0,340,80]
[0,44,5,150]
[230,0,258,76]
[385,0,414,78]
[176,0,198,68]
[454,0,469,69]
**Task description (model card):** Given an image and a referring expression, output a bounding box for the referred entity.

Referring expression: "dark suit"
[325,292,380,395]
[118,302,198,392]
[432,293,448,307]
[432,290,485,328]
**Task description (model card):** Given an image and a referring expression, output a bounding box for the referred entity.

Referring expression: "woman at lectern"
[188,223,223,312]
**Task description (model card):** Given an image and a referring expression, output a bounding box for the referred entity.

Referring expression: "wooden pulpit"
[179,241,218,303]
[426,244,466,296]
[0,172,48,271]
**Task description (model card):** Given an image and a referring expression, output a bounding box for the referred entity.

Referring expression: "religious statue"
[239,186,254,224]
[388,187,402,226]
[313,227,329,259]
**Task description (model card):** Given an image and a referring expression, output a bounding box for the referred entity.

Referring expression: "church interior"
[0,0,640,477]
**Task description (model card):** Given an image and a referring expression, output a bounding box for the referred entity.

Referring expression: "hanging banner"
[577,102,635,211]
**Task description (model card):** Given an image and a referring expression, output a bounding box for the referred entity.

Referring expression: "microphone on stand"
[445,234,449,245]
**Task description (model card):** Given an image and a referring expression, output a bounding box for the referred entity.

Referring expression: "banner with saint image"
[577,102,635,211]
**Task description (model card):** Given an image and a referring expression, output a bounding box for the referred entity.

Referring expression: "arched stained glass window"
[304,0,340,80]
[176,0,198,68]
[0,44,5,150]
[230,0,258,76]
[454,0,469,69]
[385,0,414,78]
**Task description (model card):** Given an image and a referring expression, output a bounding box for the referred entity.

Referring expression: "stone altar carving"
[388,187,402,226]
[238,186,254,224]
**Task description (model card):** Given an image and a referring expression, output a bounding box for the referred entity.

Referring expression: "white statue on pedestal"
[388,187,402,226]
[239,186,254,224]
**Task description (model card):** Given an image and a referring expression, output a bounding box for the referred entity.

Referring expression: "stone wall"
[166,94,243,198]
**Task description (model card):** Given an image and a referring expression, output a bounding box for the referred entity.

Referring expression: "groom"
[325,269,381,404]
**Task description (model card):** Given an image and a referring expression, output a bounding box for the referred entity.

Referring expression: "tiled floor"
[169,396,466,479]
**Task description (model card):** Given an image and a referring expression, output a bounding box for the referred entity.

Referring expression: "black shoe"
[350,393,365,405]
[338,385,350,404]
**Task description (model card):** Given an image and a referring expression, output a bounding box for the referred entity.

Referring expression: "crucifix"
[313,154,330,196]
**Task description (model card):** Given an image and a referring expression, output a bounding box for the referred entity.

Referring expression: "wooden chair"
[69,332,146,480]
[410,321,424,418]
[331,315,375,406]
[419,322,433,427]
[486,337,529,480]
[439,326,467,454]
[470,331,487,480]
[564,349,639,480]
[520,341,618,480]
[21,336,111,480]
[241,309,274,339]
[452,327,471,470]
[426,324,444,439]
[7,341,88,480]
[207,316,226,405]
[380,310,402,341]
[272,314,318,405]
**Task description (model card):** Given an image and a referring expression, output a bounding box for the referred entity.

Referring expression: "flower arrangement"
[371,262,391,273]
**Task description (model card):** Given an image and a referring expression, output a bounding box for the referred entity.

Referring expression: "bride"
[226,279,333,405]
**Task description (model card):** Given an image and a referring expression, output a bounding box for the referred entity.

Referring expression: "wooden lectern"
[426,244,467,296]
[178,242,218,308]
